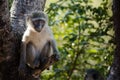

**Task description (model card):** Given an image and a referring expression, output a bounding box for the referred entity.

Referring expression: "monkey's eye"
[33,20,40,26]
[39,20,45,25]
[33,20,45,26]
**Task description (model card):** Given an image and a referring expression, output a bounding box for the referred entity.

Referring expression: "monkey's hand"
[18,64,27,76]
[52,53,60,62]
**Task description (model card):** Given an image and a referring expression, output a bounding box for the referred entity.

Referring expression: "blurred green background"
[9,0,114,80]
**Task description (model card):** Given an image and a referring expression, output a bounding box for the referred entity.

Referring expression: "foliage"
[41,0,114,80]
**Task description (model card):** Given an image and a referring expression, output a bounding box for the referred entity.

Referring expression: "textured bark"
[0,0,13,63]
[0,0,15,80]
[107,0,120,80]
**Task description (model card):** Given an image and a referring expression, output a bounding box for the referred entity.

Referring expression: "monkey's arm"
[20,42,26,66]
[19,42,27,74]
[19,35,29,75]
[50,40,60,61]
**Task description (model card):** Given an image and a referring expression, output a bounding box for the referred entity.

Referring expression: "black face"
[32,19,45,32]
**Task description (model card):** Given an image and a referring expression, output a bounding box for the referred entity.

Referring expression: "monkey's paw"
[52,54,60,61]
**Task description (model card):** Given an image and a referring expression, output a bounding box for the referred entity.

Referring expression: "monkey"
[18,11,60,76]
[31,41,53,78]
[84,69,104,80]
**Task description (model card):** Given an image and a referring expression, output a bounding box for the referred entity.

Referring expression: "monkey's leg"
[39,41,51,68]
[26,42,51,70]
[50,40,60,61]
[26,42,39,69]
[41,41,51,56]
[32,42,51,77]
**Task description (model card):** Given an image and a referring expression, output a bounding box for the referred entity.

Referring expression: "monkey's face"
[32,19,45,32]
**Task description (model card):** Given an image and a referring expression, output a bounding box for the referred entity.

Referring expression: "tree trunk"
[0,0,12,63]
[107,0,120,80]
[0,0,47,80]
[0,0,15,80]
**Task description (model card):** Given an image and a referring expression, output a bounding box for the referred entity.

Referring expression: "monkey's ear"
[25,13,32,21]
[25,15,33,27]
[26,16,31,21]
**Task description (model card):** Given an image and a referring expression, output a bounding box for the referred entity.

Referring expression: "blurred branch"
[67,24,84,80]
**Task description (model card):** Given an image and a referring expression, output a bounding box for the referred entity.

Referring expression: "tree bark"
[107,0,120,80]
[0,0,15,80]
[0,0,48,80]
[0,0,12,63]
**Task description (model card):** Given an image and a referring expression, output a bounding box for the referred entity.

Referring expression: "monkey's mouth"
[35,28,42,32]
[35,26,44,32]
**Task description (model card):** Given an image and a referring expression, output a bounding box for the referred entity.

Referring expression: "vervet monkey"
[18,11,60,76]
